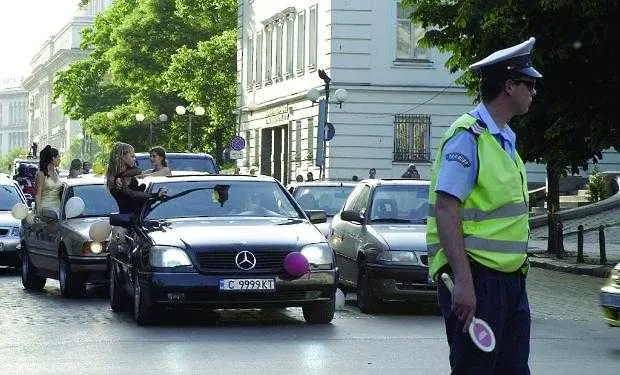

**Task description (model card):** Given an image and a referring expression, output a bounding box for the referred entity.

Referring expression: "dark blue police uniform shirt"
[436,103,517,202]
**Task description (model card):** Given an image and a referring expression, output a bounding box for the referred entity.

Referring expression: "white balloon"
[25,213,36,225]
[11,203,29,220]
[65,197,85,219]
[89,221,112,242]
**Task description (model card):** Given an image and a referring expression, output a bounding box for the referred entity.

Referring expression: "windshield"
[146,180,303,220]
[0,184,24,210]
[369,184,429,224]
[135,155,217,174]
[293,185,354,216]
[64,185,119,218]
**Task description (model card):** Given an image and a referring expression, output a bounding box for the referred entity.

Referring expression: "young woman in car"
[35,145,62,215]
[142,146,171,177]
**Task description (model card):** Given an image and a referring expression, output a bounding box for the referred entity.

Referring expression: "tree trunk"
[546,163,563,254]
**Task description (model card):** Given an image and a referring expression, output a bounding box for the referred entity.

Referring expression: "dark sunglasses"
[512,79,536,91]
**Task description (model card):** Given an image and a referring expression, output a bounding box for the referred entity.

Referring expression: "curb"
[529,258,613,278]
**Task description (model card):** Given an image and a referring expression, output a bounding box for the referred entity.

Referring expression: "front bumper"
[600,287,620,327]
[0,238,20,266]
[367,263,437,302]
[141,269,337,309]
[68,254,109,274]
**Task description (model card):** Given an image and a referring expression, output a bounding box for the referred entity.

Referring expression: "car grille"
[196,251,289,273]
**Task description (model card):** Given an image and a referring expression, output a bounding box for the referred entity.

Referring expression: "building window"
[285,15,294,78]
[246,35,254,89]
[396,2,428,61]
[255,32,263,88]
[254,128,260,164]
[296,11,305,74]
[307,117,314,161]
[295,120,302,161]
[264,26,273,84]
[393,114,431,162]
[275,20,283,80]
[308,5,318,69]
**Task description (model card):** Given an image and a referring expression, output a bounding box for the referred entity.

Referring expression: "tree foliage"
[56,0,238,162]
[405,0,620,251]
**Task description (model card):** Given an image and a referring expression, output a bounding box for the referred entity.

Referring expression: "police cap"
[469,37,542,78]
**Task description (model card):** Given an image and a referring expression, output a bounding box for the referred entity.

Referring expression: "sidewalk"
[528,238,619,278]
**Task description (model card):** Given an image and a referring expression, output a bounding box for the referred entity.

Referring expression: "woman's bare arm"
[34,171,45,214]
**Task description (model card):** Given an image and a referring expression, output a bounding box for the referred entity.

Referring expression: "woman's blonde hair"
[106,142,134,190]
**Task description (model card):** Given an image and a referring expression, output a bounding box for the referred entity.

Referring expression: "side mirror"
[340,210,364,224]
[41,207,59,222]
[109,213,132,228]
[305,210,327,224]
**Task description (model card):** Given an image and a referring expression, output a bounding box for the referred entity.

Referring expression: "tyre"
[357,265,381,314]
[302,291,336,324]
[110,262,130,312]
[21,247,46,291]
[133,275,155,326]
[58,251,85,298]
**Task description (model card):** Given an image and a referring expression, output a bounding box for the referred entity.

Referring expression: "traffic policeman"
[427,37,542,374]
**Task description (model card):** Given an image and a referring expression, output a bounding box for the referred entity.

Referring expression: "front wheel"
[110,262,130,312]
[21,248,46,291]
[302,291,336,324]
[59,252,85,298]
[133,275,156,325]
[357,265,381,314]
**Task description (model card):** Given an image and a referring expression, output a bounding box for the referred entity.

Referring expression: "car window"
[369,184,429,223]
[63,185,119,218]
[293,185,354,215]
[146,180,302,220]
[351,185,371,214]
[0,184,24,210]
[135,155,217,174]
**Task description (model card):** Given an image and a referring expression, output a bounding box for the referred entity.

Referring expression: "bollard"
[556,221,564,258]
[598,225,607,265]
[577,225,584,263]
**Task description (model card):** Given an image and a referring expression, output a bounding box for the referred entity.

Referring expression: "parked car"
[135,152,218,174]
[601,262,620,326]
[105,175,337,325]
[20,177,117,297]
[12,159,38,205]
[287,181,357,237]
[330,178,434,313]
[1,176,27,267]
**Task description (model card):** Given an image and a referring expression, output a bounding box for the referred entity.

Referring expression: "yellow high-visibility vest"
[427,114,529,280]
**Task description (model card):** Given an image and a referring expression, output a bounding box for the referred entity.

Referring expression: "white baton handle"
[440,273,454,293]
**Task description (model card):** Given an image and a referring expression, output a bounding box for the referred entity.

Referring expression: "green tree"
[406,0,620,253]
[0,148,29,174]
[57,0,238,162]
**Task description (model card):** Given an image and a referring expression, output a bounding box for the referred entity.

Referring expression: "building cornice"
[23,48,91,89]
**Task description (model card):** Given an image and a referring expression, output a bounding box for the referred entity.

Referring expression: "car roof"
[0,175,19,185]
[289,181,358,188]
[142,174,277,184]
[361,178,430,186]
[63,175,107,187]
[135,152,214,159]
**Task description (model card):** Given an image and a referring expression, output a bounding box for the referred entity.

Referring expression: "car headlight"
[80,241,107,255]
[150,246,192,268]
[300,243,333,269]
[377,250,420,265]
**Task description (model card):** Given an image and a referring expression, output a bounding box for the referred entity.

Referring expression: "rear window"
[135,155,218,174]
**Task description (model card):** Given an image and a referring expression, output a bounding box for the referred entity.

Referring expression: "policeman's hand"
[452,277,476,333]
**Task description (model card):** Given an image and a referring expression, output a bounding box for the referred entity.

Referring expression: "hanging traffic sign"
[230,135,246,151]
[325,122,335,141]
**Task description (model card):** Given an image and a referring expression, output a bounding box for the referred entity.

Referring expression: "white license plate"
[219,278,275,291]
[601,293,620,308]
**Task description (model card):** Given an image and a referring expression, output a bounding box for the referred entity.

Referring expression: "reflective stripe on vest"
[427,237,528,256]
[428,202,528,221]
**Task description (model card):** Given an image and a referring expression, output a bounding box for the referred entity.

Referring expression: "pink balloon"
[283,252,309,277]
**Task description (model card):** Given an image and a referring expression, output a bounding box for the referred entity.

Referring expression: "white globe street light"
[135,113,145,122]
[158,113,168,123]
[334,88,348,104]
[194,106,205,116]
[176,105,205,151]
[306,88,321,102]
[175,105,186,115]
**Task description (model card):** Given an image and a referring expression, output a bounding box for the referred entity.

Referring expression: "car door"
[39,185,65,273]
[334,184,371,285]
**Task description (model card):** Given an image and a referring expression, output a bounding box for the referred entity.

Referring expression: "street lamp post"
[136,113,169,145]
[176,105,205,152]
[306,69,348,180]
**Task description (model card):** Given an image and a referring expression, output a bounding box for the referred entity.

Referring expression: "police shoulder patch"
[445,152,471,168]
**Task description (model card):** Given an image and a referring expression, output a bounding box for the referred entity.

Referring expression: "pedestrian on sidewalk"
[427,37,542,374]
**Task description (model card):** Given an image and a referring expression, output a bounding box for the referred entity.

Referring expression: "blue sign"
[325,122,335,141]
[230,135,246,151]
